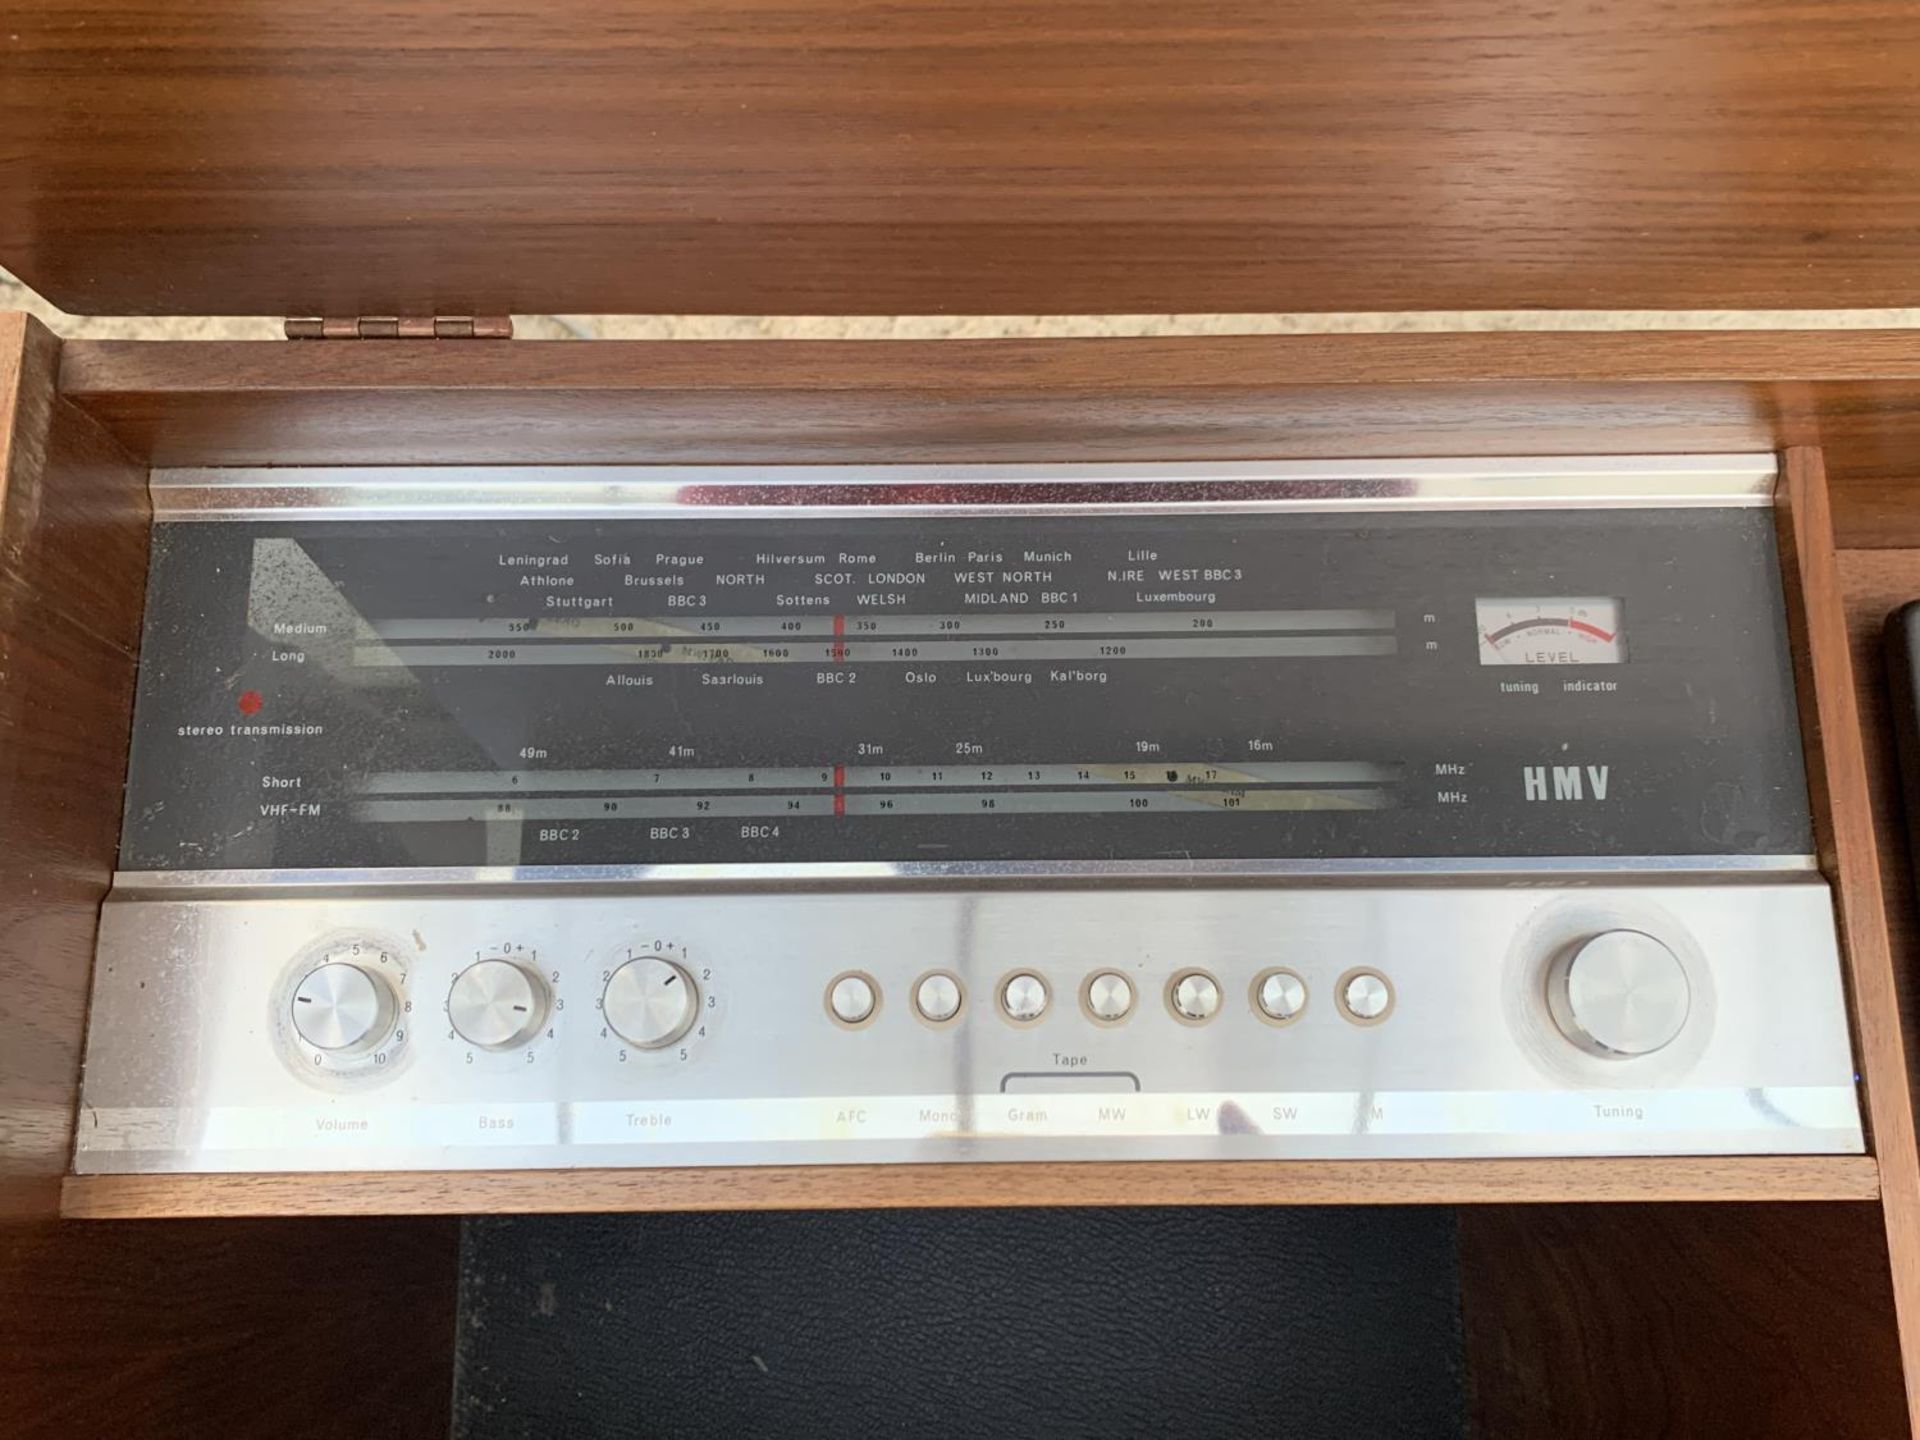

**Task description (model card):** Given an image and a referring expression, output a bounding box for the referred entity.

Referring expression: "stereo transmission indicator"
[1475,597,1625,666]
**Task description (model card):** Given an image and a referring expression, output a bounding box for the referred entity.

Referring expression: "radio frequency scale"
[74,457,1862,1172]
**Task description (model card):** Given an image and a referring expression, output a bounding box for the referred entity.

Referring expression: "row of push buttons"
[824,966,1395,1029]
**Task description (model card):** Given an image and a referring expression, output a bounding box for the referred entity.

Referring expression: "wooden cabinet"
[8,4,1920,1434]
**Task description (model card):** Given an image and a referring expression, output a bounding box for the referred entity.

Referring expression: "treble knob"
[602,956,699,1049]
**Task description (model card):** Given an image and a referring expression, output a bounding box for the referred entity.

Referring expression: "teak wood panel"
[1840,543,1920,1426]
[1838,544,1920,1073]
[0,313,147,1216]
[6,2,1920,317]
[57,1156,1882,1219]
[47,330,1920,544]
[1458,1203,1909,1439]
[4,1217,458,1440]
[0,315,460,1440]
[1778,452,1920,1435]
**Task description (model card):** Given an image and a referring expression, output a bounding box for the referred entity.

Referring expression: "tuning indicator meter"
[1476,597,1625,666]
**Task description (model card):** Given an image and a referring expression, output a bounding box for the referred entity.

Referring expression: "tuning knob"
[449,958,548,1050]
[1548,930,1691,1057]
[291,962,395,1053]
[602,956,698,1049]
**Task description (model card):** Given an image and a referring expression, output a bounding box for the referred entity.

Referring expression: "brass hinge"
[284,316,514,340]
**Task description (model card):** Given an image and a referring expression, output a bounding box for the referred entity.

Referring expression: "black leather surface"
[454,1207,1465,1439]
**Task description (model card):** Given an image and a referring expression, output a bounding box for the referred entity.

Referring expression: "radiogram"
[74,457,1862,1172]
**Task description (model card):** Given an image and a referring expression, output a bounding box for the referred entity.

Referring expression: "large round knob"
[449,959,547,1051]
[1548,930,1690,1057]
[603,956,698,1049]
[292,962,394,1052]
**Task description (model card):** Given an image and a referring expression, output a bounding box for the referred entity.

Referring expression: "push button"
[1253,968,1308,1024]
[913,971,964,1024]
[826,972,879,1027]
[999,972,1050,1024]
[1337,968,1394,1025]
[1167,969,1222,1024]
[1082,971,1135,1023]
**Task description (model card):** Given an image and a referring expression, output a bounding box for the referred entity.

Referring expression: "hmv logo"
[1522,764,1611,801]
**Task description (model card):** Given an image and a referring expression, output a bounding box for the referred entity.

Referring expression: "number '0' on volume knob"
[603,956,699,1049]
[449,959,548,1051]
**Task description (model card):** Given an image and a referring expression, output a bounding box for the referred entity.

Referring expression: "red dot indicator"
[237,689,264,715]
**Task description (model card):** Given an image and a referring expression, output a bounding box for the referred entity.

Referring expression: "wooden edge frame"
[0,314,461,1440]
[1778,446,1920,1431]
[40,330,1920,540]
[21,405,1902,1225]
[0,313,148,1215]
[47,430,1905,1223]
[60,1155,1881,1219]
[51,329,1920,559]
[13,333,1920,1430]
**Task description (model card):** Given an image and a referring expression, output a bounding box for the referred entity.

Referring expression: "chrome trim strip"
[108,854,1821,897]
[149,455,1779,520]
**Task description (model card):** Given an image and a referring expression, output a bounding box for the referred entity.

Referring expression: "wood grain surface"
[0,313,147,1217]
[6,2,1920,317]
[58,1156,1881,1219]
[1,1217,458,1440]
[1458,1203,1909,1439]
[48,331,1920,546]
[1838,548,1920,1056]
[1839,543,1920,1411]
[0,315,463,1440]
[1777,449,1920,1432]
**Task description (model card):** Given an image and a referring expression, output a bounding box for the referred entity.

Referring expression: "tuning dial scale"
[447,943,561,1068]
[277,933,413,1082]
[597,939,717,1062]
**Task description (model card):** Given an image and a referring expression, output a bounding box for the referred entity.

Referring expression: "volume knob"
[1548,930,1690,1058]
[449,959,547,1051]
[603,956,698,1050]
[291,962,394,1053]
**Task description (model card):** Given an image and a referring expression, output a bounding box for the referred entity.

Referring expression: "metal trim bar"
[108,854,1820,898]
[149,455,1779,520]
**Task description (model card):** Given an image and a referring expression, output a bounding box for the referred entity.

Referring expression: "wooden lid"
[6,2,1920,318]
